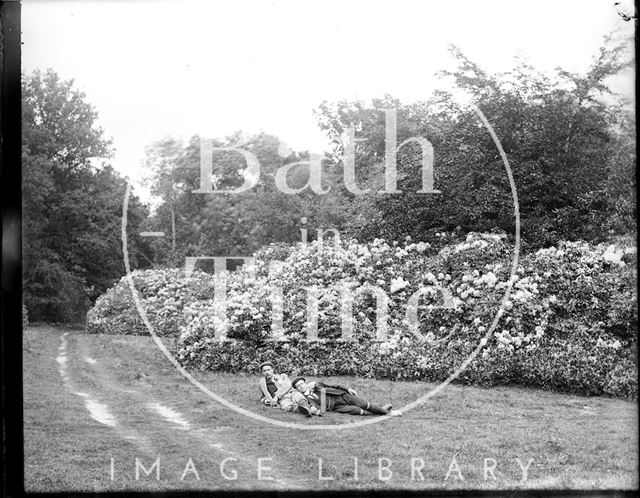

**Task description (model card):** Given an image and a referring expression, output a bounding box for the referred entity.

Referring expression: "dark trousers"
[331,393,389,415]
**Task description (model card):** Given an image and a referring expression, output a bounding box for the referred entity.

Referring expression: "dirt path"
[24,326,305,491]
[72,330,298,487]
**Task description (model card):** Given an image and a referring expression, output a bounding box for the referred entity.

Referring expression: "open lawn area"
[23,325,638,492]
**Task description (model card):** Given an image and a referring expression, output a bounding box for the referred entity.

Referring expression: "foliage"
[86,268,216,336]
[87,234,637,398]
[143,133,350,267]
[135,37,634,270]
[314,37,635,249]
[22,69,151,322]
[528,241,637,340]
[176,334,637,399]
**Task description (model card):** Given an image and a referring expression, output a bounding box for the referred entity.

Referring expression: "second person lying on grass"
[258,361,321,416]
[291,377,402,417]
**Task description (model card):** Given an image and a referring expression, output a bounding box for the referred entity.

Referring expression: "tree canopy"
[23,69,149,321]
[141,36,634,270]
[314,38,635,248]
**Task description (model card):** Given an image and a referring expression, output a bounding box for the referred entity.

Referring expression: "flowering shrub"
[86,269,216,336]
[176,335,636,398]
[528,241,637,340]
[86,234,637,398]
[175,233,541,347]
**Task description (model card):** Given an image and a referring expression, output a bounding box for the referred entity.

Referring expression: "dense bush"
[315,42,636,250]
[86,234,637,398]
[176,335,637,399]
[179,233,548,345]
[529,242,637,340]
[86,269,216,336]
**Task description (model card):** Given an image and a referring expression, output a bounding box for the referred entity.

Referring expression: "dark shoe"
[298,404,312,417]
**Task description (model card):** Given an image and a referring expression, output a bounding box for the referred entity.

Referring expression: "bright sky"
[22,0,635,199]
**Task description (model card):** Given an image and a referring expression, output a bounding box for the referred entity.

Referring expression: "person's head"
[259,361,274,378]
[292,377,308,392]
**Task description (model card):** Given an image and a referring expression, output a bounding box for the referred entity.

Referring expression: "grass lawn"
[23,325,638,491]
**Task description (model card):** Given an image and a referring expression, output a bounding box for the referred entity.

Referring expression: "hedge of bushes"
[86,268,217,336]
[86,233,638,398]
[176,334,637,399]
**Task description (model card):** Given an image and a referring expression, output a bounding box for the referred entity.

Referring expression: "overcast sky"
[22,0,635,198]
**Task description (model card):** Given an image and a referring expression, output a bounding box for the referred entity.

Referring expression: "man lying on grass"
[258,362,320,416]
[291,377,402,417]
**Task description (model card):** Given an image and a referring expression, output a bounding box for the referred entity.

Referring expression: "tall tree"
[23,69,149,321]
[314,35,635,248]
[144,131,349,267]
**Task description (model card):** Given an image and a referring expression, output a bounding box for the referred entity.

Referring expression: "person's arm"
[259,378,277,405]
[260,391,275,405]
[319,381,355,394]
[324,382,351,391]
